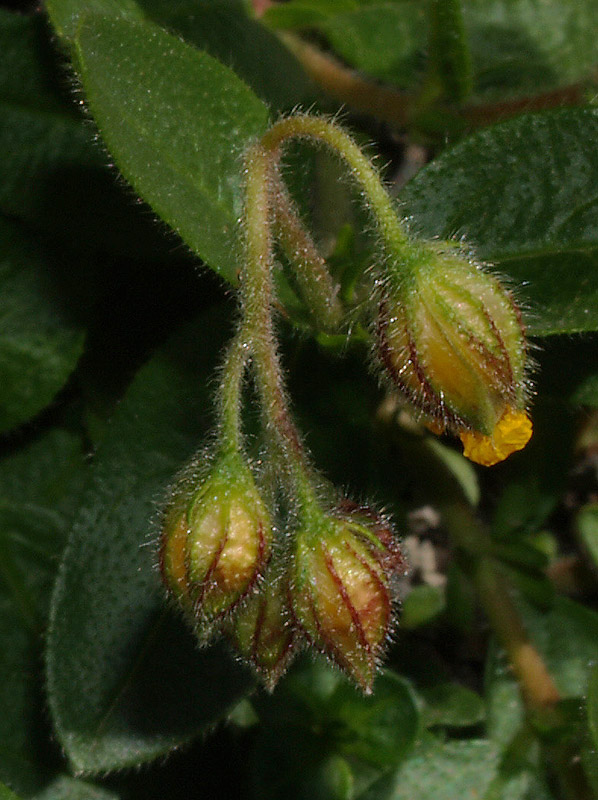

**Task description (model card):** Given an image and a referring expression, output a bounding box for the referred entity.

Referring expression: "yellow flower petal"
[459,408,533,467]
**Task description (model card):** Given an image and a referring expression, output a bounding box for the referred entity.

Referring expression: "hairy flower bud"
[290,507,403,693]
[227,571,297,690]
[377,247,532,466]
[160,453,272,635]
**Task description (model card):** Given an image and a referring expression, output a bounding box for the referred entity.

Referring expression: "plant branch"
[241,143,320,513]
[282,33,586,131]
[217,331,250,454]
[271,174,344,332]
[443,500,561,711]
[261,114,410,262]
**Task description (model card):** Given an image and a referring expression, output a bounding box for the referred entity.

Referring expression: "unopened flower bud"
[290,507,403,693]
[377,246,532,466]
[160,453,272,635]
[227,570,297,690]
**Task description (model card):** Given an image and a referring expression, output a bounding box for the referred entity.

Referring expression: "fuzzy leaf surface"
[139,0,313,112]
[359,737,500,800]
[0,427,87,795]
[33,777,120,800]
[402,109,598,336]
[46,310,252,775]
[71,13,269,283]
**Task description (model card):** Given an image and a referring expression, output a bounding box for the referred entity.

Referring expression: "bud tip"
[460,407,532,466]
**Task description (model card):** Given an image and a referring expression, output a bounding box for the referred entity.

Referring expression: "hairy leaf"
[71,13,269,283]
[33,776,119,800]
[402,109,598,336]
[46,309,252,774]
[420,683,485,729]
[0,427,87,794]
[139,0,313,112]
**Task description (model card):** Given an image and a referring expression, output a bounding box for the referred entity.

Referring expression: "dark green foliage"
[0,1,597,798]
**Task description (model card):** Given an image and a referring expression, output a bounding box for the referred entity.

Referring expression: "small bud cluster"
[161,463,404,691]
[159,113,534,695]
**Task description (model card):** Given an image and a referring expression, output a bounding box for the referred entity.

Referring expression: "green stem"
[271,174,343,332]
[217,331,250,454]
[242,142,321,515]
[260,115,410,264]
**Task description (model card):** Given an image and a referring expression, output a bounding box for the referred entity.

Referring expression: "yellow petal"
[460,408,532,467]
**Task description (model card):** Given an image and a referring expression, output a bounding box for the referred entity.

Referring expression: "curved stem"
[280,33,411,129]
[271,174,343,332]
[260,115,410,261]
[242,143,320,514]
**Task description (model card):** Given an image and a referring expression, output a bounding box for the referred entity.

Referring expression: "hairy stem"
[271,175,344,332]
[261,114,410,262]
[242,143,320,513]
[217,331,250,454]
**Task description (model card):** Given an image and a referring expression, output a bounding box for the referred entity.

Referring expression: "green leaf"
[426,0,473,103]
[486,595,598,750]
[0,427,87,794]
[0,9,181,261]
[46,309,253,775]
[71,13,269,283]
[319,3,425,88]
[485,641,525,749]
[576,504,598,571]
[46,0,143,41]
[420,683,485,728]
[521,596,598,697]
[400,584,445,630]
[33,776,119,800]
[0,217,84,434]
[490,399,576,540]
[359,737,502,800]
[263,0,360,29]
[139,0,313,112]
[401,109,598,336]
[426,439,479,507]
[463,0,598,102]
[253,661,420,798]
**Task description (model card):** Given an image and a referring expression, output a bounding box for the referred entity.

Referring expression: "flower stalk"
[271,174,343,332]
[241,142,321,515]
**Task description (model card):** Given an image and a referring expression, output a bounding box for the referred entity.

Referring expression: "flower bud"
[160,453,272,635]
[227,571,297,690]
[290,507,403,693]
[377,246,532,466]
